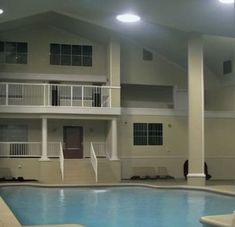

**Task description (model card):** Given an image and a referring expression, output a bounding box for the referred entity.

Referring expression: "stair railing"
[90,142,98,182]
[59,142,64,181]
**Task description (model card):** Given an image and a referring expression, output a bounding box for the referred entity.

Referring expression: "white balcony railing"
[0,142,41,157]
[0,82,115,108]
[0,142,61,157]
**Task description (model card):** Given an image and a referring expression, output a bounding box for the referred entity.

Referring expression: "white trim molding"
[0,72,107,83]
[122,107,235,119]
[122,108,187,116]
[121,155,186,159]
[187,173,206,178]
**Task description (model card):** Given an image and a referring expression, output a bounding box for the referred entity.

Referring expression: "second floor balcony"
[0,82,120,115]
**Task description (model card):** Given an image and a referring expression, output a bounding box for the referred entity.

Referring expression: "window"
[0,125,28,142]
[133,123,163,145]
[0,41,28,64]
[50,43,92,66]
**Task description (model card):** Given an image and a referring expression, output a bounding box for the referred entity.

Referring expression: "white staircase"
[63,159,96,184]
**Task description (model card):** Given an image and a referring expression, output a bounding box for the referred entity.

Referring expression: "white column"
[111,118,118,160]
[187,33,205,186]
[108,38,120,108]
[40,118,49,161]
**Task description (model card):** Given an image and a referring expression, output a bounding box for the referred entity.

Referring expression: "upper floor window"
[0,41,28,64]
[50,43,92,67]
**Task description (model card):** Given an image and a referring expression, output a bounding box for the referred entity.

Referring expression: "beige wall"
[120,41,187,87]
[0,158,61,183]
[206,85,235,111]
[119,114,235,180]
[121,85,173,108]
[0,26,107,78]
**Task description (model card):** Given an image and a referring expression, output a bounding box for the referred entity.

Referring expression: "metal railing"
[90,142,98,182]
[59,142,64,181]
[0,82,116,108]
[0,142,61,157]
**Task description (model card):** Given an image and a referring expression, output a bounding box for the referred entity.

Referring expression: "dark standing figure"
[183,160,211,180]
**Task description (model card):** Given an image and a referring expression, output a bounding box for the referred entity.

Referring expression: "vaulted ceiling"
[0,0,234,78]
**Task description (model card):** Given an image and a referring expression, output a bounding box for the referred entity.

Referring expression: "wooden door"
[63,126,83,159]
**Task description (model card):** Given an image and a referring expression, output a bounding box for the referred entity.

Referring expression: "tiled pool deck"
[0,180,234,227]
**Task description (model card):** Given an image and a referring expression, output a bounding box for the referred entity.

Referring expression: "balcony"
[0,83,120,115]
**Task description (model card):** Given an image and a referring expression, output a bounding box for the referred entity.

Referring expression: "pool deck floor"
[0,179,235,227]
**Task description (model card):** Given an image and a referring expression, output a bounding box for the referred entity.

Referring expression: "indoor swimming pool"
[0,186,235,227]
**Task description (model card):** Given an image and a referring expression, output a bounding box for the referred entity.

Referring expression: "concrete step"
[63,159,96,184]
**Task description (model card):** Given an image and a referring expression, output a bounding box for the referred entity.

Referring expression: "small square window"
[223,60,232,75]
[143,49,153,61]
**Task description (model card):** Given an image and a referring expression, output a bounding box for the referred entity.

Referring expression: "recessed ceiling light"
[218,0,234,4]
[116,13,141,23]
[0,9,4,14]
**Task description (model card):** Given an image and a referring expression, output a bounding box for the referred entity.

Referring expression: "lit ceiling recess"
[116,13,141,23]
[218,0,234,4]
[0,9,4,14]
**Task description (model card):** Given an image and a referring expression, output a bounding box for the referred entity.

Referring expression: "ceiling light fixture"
[116,13,141,23]
[218,0,234,4]
[0,9,4,14]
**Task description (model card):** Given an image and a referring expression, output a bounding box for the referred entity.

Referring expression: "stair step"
[63,159,96,184]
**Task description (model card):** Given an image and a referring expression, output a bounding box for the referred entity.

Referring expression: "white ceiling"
[0,0,234,77]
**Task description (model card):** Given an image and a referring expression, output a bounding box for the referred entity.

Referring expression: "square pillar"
[110,118,119,160]
[187,33,205,186]
[108,37,121,107]
[40,117,49,161]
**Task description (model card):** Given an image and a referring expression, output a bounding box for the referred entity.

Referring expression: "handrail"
[59,142,64,181]
[0,82,120,89]
[90,142,98,182]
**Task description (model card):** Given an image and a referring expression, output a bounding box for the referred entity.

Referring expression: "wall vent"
[143,49,153,61]
[223,60,232,75]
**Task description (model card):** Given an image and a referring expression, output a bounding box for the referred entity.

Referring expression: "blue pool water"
[0,186,235,227]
